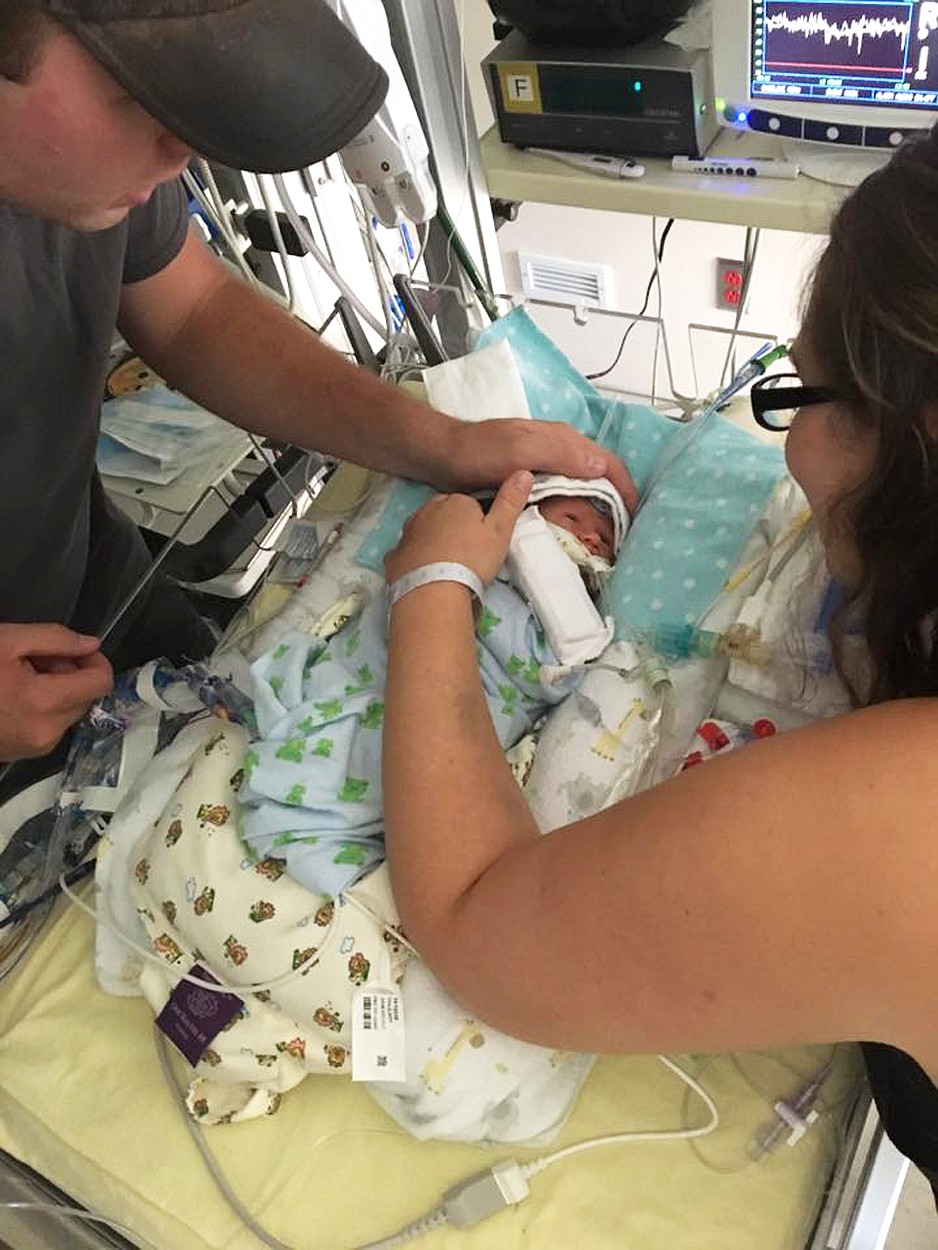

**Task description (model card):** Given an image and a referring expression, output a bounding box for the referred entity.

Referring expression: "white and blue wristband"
[387,562,484,616]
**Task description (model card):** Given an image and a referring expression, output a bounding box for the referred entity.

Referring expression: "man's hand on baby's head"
[439,419,639,516]
[386,472,534,587]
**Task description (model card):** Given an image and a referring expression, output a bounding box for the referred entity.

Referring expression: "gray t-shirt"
[0,179,188,632]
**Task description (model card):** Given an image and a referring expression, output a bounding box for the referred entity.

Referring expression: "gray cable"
[153,1026,295,1250]
[254,172,297,313]
[191,161,260,290]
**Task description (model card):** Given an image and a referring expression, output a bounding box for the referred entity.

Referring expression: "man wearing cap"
[0,0,636,789]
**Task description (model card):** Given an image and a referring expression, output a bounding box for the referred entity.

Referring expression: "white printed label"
[351,985,406,1082]
[507,73,534,103]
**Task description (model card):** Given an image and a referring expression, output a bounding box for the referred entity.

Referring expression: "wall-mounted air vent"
[518,251,615,309]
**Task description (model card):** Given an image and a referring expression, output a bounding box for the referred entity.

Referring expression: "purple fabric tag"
[155,964,244,1066]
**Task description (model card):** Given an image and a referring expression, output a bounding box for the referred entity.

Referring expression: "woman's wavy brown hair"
[802,128,938,704]
[0,0,48,82]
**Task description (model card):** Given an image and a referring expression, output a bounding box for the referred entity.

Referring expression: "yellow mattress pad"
[0,894,860,1250]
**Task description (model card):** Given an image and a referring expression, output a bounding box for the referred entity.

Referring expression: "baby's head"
[536,494,616,562]
[527,474,629,576]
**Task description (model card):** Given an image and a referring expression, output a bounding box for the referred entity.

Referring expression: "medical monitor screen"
[750,2,938,111]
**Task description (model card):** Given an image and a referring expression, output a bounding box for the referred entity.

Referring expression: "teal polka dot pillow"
[356,308,786,634]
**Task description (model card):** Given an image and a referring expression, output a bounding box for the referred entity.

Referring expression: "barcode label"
[351,985,406,1082]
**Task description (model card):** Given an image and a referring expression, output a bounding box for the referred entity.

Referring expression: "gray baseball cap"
[43,0,390,173]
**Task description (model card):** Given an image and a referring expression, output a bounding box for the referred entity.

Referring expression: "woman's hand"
[385,470,534,586]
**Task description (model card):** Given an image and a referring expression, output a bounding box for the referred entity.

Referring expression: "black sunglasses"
[750,373,841,432]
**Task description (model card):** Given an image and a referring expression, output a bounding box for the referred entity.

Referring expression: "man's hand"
[386,471,534,587]
[434,419,640,516]
[0,625,113,762]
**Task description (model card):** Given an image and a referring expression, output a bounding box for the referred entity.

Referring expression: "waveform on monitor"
[765,9,912,57]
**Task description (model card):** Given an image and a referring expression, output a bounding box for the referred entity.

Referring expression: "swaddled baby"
[126,475,629,1133]
[240,473,630,897]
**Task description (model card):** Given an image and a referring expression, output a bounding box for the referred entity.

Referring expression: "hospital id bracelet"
[387,562,484,614]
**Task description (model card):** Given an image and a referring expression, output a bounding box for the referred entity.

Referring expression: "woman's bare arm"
[384,497,938,1067]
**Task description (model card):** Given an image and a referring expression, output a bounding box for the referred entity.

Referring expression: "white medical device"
[325,0,438,227]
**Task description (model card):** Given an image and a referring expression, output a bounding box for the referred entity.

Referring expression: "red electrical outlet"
[715,257,747,311]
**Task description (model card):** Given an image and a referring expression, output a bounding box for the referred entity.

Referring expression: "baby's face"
[537,496,615,561]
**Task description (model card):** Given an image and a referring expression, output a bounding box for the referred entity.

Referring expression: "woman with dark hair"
[380,128,938,1201]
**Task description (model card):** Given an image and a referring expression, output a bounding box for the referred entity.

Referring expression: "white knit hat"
[526,474,630,554]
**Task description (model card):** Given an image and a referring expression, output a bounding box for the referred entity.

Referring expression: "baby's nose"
[581,531,602,555]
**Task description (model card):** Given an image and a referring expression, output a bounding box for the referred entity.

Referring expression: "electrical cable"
[97,484,216,645]
[365,216,397,348]
[587,217,675,381]
[253,172,297,314]
[153,1026,295,1250]
[302,161,342,271]
[344,196,433,378]
[272,173,387,338]
[245,432,303,522]
[356,1054,718,1249]
[718,227,762,389]
[434,0,472,294]
[435,199,498,321]
[58,867,343,997]
[409,221,430,278]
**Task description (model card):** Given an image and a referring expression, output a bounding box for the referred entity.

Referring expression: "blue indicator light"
[633,80,642,92]
[736,110,749,123]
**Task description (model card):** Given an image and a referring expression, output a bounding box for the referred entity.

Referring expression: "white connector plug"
[441,1160,530,1228]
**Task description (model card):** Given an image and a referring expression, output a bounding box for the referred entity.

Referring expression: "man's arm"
[117,225,638,506]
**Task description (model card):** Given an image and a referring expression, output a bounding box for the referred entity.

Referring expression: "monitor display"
[711,0,938,148]
[751,1,938,111]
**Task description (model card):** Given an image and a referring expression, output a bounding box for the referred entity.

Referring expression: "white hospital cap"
[527,474,630,554]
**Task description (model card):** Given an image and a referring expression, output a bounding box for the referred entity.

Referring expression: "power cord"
[272,173,387,338]
[587,217,675,381]
[253,171,297,313]
[717,227,762,388]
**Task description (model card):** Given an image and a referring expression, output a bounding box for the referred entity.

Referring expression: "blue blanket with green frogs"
[239,578,579,899]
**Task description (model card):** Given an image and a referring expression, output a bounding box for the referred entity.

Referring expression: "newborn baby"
[240,473,630,897]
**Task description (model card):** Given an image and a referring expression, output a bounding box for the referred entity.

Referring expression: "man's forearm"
[141,273,457,482]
